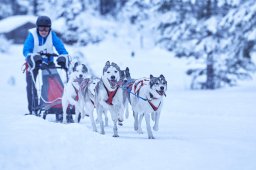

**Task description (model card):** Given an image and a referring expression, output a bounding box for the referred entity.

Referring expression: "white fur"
[79,78,100,132]
[95,61,124,137]
[130,75,167,139]
[62,64,88,123]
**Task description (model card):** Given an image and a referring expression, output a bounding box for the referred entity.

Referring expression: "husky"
[95,61,124,137]
[120,67,134,121]
[62,62,88,123]
[79,77,100,132]
[130,74,167,139]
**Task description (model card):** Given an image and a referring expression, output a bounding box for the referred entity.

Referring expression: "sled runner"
[28,53,74,122]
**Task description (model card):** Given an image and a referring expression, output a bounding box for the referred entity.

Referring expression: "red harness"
[148,100,161,111]
[72,84,79,101]
[134,80,161,111]
[103,84,119,105]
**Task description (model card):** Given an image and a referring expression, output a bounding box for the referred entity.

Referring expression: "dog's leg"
[89,106,97,132]
[62,98,68,124]
[110,111,119,137]
[133,111,138,131]
[117,105,124,126]
[151,112,155,121]
[67,97,80,123]
[74,103,81,123]
[113,120,119,137]
[137,114,144,134]
[145,113,154,139]
[96,109,105,134]
[153,111,160,131]
[104,111,108,127]
[125,100,129,119]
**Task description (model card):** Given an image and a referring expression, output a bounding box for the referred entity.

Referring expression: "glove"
[57,54,69,69]
[26,53,42,70]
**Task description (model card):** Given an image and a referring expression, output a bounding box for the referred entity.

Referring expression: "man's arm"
[52,31,68,55]
[23,33,34,59]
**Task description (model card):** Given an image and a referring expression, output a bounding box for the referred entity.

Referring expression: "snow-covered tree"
[0,0,12,19]
[156,0,256,89]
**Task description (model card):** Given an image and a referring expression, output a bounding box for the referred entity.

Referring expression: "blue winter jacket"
[23,31,68,62]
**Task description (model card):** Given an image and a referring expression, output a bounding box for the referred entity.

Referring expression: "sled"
[29,53,74,122]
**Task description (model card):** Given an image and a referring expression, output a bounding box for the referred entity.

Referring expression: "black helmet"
[36,16,51,27]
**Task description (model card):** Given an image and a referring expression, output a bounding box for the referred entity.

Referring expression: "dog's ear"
[73,62,79,72]
[103,61,111,74]
[150,74,154,79]
[160,74,164,79]
[125,67,130,77]
[106,61,110,66]
[82,64,88,73]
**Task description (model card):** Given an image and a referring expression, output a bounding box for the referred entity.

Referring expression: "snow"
[1,19,256,170]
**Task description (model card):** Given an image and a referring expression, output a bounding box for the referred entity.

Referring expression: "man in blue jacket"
[23,16,69,115]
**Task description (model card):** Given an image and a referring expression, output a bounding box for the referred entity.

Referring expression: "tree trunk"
[33,0,38,15]
[205,0,215,89]
[206,52,214,89]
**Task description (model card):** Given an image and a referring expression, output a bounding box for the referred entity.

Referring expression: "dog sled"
[27,53,74,122]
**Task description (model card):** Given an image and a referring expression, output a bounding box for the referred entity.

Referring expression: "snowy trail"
[0,45,256,170]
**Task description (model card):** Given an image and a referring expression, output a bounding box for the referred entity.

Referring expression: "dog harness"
[148,98,161,111]
[133,80,162,111]
[72,84,79,101]
[103,83,119,105]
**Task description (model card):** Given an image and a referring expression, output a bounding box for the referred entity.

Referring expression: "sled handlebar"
[37,53,59,57]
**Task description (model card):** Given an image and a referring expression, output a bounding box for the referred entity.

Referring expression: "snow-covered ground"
[0,41,256,170]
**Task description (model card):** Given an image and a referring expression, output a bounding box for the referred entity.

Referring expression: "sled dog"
[62,62,88,123]
[120,67,134,120]
[79,77,100,132]
[130,74,167,139]
[95,61,124,137]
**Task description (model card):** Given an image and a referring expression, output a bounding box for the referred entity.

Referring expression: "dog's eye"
[107,71,110,74]
[115,71,117,73]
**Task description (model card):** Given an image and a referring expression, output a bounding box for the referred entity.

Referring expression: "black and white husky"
[62,62,88,123]
[130,74,167,139]
[120,67,134,120]
[95,61,124,137]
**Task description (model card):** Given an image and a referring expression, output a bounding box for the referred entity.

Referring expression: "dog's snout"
[79,74,83,78]
[124,79,128,83]
[111,75,115,80]
[160,86,164,90]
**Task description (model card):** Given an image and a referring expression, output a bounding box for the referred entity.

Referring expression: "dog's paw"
[62,119,67,124]
[113,134,119,137]
[137,129,143,134]
[148,136,155,139]
[134,125,138,131]
[153,125,159,131]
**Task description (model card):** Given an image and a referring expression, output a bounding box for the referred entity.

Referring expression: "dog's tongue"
[109,79,117,88]
[157,90,166,97]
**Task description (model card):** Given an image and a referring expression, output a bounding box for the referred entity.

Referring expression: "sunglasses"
[38,27,50,32]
